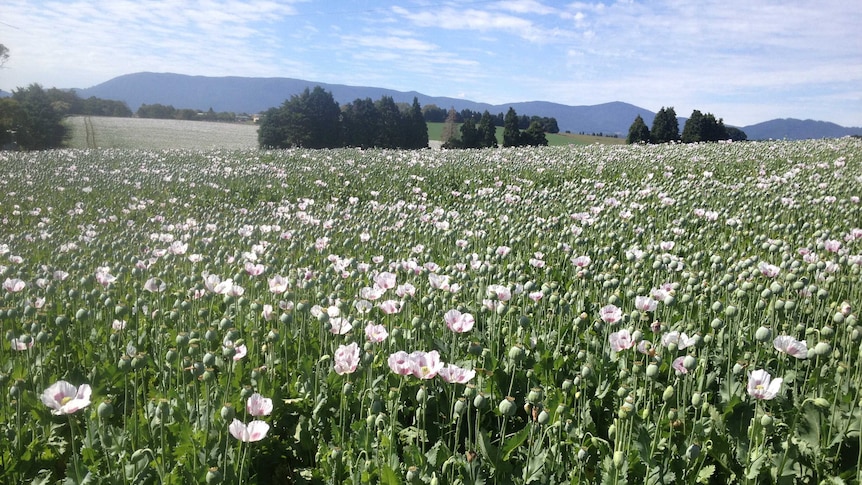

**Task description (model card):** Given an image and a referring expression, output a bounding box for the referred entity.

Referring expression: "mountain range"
[17,72,862,140]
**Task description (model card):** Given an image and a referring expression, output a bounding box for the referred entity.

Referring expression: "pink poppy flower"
[41,381,92,415]
[334,342,360,375]
[233,344,247,361]
[571,255,591,268]
[378,300,402,315]
[374,271,397,290]
[246,393,273,416]
[496,246,511,257]
[364,322,389,343]
[144,277,166,293]
[487,284,512,301]
[671,356,688,374]
[600,304,622,324]
[329,318,353,335]
[438,364,476,384]
[428,273,450,291]
[11,337,33,351]
[635,296,658,312]
[268,275,289,294]
[261,304,275,321]
[758,262,780,278]
[3,278,25,293]
[359,286,385,301]
[387,351,413,375]
[410,350,444,379]
[773,336,808,359]
[95,269,117,287]
[444,309,475,333]
[528,291,544,302]
[661,331,696,350]
[395,283,416,298]
[747,369,782,400]
[608,329,634,352]
[229,419,270,442]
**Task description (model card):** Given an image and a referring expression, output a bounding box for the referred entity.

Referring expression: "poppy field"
[1,139,861,484]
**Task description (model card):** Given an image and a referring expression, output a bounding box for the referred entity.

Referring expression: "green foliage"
[626,115,651,144]
[682,110,729,143]
[521,121,549,146]
[258,86,342,148]
[10,84,67,150]
[650,106,679,143]
[503,107,521,147]
[1,139,861,483]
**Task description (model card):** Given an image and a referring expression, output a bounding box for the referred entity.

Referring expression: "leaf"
[379,464,401,485]
[502,426,530,460]
[696,464,715,483]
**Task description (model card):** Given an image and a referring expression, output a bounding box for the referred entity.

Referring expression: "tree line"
[258,86,429,149]
[441,107,548,148]
[626,107,747,144]
[423,105,559,133]
[137,104,249,122]
[1,84,132,150]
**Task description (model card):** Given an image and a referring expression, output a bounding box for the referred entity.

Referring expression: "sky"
[1,0,861,127]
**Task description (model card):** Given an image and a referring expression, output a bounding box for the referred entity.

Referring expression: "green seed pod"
[755,326,772,342]
[710,318,725,330]
[96,401,114,419]
[508,345,525,362]
[613,450,625,468]
[344,382,354,396]
[537,409,550,424]
[498,397,517,416]
[820,326,835,338]
[454,398,467,417]
[415,386,426,402]
[760,414,773,428]
[220,403,235,421]
[814,342,831,356]
[646,364,659,378]
[724,305,738,318]
[662,385,675,403]
[473,393,487,409]
[527,387,543,403]
[581,365,593,379]
[683,355,697,370]
[685,444,701,460]
[206,467,223,485]
[691,392,702,407]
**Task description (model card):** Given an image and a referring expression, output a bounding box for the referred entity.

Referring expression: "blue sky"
[1,0,860,127]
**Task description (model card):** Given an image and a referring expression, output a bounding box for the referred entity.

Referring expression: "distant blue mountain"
[741,118,862,140]
[74,72,862,140]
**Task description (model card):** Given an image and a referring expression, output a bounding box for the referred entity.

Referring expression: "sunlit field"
[1,140,861,484]
[64,116,260,150]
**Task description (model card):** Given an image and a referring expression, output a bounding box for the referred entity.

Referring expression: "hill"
[74,72,862,140]
[741,118,862,140]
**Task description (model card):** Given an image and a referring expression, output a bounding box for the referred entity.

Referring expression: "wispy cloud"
[1,0,860,126]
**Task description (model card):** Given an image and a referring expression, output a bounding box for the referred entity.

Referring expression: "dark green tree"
[0,43,8,67]
[375,95,404,148]
[626,115,651,144]
[681,110,704,143]
[650,107,679,143]
[478,111,497,148]
[0,98,25,149]
[521,121,548,146]
[11,84,67,150]
[422,104,447,122]
[137,103,177,119]
[458,118,481,149]
[503,107,521,147]
[342,98,380,148]
[258,86,341,148]
[405,97,428,149]
[726,126,748,141]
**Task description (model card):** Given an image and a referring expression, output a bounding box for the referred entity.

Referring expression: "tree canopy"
[626,115,651,144]
[650,107,679,144]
